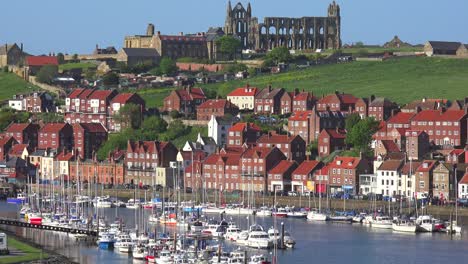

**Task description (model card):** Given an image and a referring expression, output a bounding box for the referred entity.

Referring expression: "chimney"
[268,85,272,92]
[157,31,161,36]
[370,95,375,102]
[20,43,23,52]
[294,88,299,96]
[422,97,426,103]
[179,32,184,36]
[4,44,7,54]
[96,44,99,50]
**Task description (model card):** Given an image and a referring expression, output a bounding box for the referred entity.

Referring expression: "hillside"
[139,57,468,108]
[0,72,40,101]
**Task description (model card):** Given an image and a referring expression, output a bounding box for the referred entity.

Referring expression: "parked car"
[302,191,313,197]
[288,191,299,197]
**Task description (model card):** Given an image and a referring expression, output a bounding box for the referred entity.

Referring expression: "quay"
[0,218,97,237]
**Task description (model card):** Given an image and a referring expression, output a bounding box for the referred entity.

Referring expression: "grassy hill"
[0,72,40,101]
[139,56,468,108]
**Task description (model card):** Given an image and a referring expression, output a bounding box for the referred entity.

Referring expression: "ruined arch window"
[298,40,303,50]
[261,26,267,34]
[238,21,242,33]
[319,27,324,35]
[299,27,304,34]
[309,27,314,35]
[289,28,293,35]
[244,22,247,32]
[269,26,276,35]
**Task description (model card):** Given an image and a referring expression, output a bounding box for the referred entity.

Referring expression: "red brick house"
[8,144,29,159]
[328,156,371,194]
[202,152,242,191]
[72,123,108,159]
[293,91,315,112]
[318,129,346,157]
[280,92,293,115]
[107,93,145,132]
[410,109,467,147]
[386,112,415,129]
[374,140,401,158]
[69,152,125,185]
[197,99,239,121]
[26,56,58,75]
[267,160,298,192]
[227,122,261,147]
[240,147,286,192]
[355,98,369,118]
[446,149,466,164]
[405,130,430,161]
[368,97,398,121]
[125,140,178,185]
[0,157,29,184]
[254,87,285,115]
[38,123,73,151]
[0,136,17,161]
[5,123,40,148]
[316,92,358,113]
[9,92,55,113]
[288,109,347,143]
[163,87,207,114]
[415,160,438,197]
[291,160,323,192]
[257,132,306,162]
[401,98,445,113]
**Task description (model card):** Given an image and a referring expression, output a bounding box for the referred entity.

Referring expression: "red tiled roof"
[26,56,58,66]
[401,161,422,175]
[227,87,258,97]
[449,149,465,156]
[323,129,346,139]
[387,112,415,124]
[56,151,75,161]
[179,150,206,161]
[77,89,94,99]
[229,123,261,133]
[459,172,468,184]
[293,92,312,101]
[89,89,114,100]
[242,147,273,159]
[268,160,296,174]
[9,144,28,156]
[292,160,321,175]
[315,164,329,175]
[329,156,361,169]
[175,87,206,101]
[289,111,313,121]
[378,159,403,171]
[74,123,107,133]
[380,140,401,153]
[416,160,438,172]
[40,123,68,133]
[257,133,297,144]
[0,136,15,146]
[198,99,234,109]
[5,123,29,133]
[412,110,466,122]
[111,93,134,104]
[67,89,86,99]
[319,93,358,105]
[204,153,241,166]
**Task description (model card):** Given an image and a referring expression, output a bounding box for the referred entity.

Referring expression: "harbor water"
[1,202,468,264]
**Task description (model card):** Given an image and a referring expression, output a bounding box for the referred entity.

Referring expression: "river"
[1,202,468,264]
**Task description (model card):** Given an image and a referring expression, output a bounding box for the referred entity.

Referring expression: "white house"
[226,86,257,110]
[8,98,24,111]
[208,115,232,146]
[458,168,468,199]
[376,159,404,197]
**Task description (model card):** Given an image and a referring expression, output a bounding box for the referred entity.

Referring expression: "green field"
[171,125,208,148]
[139,57,468,108]
[137,87,174,109]
[0,236,48,264]
[0,72,40,101]
[59,62,97,71]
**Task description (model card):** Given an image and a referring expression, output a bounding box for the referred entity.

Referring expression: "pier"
[0,218,97,236]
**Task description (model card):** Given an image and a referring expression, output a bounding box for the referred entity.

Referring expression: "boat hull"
[392,223,417,233]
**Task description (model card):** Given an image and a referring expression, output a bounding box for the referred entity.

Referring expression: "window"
[419,181,425,188]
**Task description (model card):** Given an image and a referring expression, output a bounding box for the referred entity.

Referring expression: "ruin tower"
[146,23,155,36]
[224,1,253,50]
[327,1,341,49]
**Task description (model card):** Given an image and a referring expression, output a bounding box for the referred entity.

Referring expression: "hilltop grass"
[137,56,468,108]
[0,236,48,264]
[0,72,40,101]
[137,87,173,109]
[59,62,97,71]
[171,125,208,148]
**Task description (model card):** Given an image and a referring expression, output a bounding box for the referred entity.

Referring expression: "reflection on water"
[1,203,468,264]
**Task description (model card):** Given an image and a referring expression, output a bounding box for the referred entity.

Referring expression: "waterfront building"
[375,159,404,197]
[207,115,233,146]
[327,156,371,194]
[291,160,323,193]
[414,160,438,198]
[458,167,468,198]
[267,160,298,192]
[257,132,306,163]
[227,122,261,147]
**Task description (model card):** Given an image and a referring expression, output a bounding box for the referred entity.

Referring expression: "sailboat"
[307,176,328,221]
[446,165,462,234]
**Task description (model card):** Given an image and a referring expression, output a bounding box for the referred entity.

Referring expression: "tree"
[57,53,65,64]
[225,63,248,74]
[159,57,178,75]
[113,103,142,130]
[354,41,365,48]
[3,66,9,73]
[164,120,188,140]
[149,67,162,76]
[247,67,257,77]
[266,46,293,65]
[102,72,119,85]
[141,116,168,134]
[345,113,361,132]
[345,117,381,155]
[216,35,241,60]
[169,110,181,119]
[36,65,58,84]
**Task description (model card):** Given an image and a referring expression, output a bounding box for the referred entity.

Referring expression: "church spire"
[227,0,232,16]
[247,2,251,16]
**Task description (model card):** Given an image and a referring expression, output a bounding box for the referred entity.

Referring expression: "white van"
[0,232,8,254]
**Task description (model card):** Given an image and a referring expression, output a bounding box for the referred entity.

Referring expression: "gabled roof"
[40,123,69,133]
[204,153,241,166]
[428,41,462,51]
[268,160,297,174]
[387,112,415,124]
[322,129,346,139]
[229,122,261,133]
[26,56,58,66]
[416,160,438,172]
[380,140,401,153]
[412,110,466,122]
[175,87,206,101]
[227,87,258,97]
[111,93,137,104]
[241,147,275,159]
[289,111,313,121]
[448,149,465,156]
[6,123,31,133]
[377,159,404,171]
[0,43,19,55]
[257,133,300,144]
[56,151,75,161]
[0,136,16,146]
[329,156,361,169]
[293,92,313,101]
[9,144,28,156]
[401,161,422,175]
[74,123,107,133]
[88,89,115,100]
[369,97,394,107]
[256,87,284,99]
[459,171,468,184]
[319,92,358,105]
[292,160,322,175]
[198,99,236,110]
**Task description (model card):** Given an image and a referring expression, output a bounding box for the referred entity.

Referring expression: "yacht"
[202,220,228,238]
[225,227,242,241]
[256,207,272,217]
[267,227,296,248]
[97,232,116,249]
[445,221,462,234]
[249,255,271,264]
[307,210,329,221]
[416,215,436,232]
[155,250,173,264]
[126,199,141,209]
[94,196,113,208]
[247,231,273,249]
[115,233,134,253]
[352,213,367,223]
[392,219,417,233]
[370,216,393,229]
[286,208,307,218]
[272,207,288,218]
[132,244,147,260]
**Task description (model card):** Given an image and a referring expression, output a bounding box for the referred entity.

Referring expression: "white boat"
[267,227,296,248]
[416,215,436,232]
[247,231,273,249]
[445,222,462,234]
[225,207,255,215]
[352,213,367,223]
[307,210,329,221]
[148,214,159,223]
[95,197,113,208]
[97,232,116,249]
[115,233,134,253]
[132,244,147,259]
[249,255,270,264]
[256,207,272,217]
[202,222,227,238]
[392,219,417,233]
[126,199,141,209]
[370,216,393,229]
[286,208,307,218]
[225,227,242,241]
[203,206,226,214]
[155,250,173,264]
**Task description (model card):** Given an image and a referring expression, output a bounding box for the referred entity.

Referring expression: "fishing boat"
[416,215,436,232]
[97,232,116,249]
[272,207,288,218]
[370,216,393,229]
[132,244,147,260]
[392,219,417,233]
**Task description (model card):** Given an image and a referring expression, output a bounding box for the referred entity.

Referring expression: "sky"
[1,0,468,55]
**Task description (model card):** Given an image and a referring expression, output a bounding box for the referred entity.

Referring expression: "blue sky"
[1,0,467,55]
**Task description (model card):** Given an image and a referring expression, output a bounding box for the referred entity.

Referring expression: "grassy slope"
[59,62,97,71]
[1,237,48,264]
[0,72,39,101]
[138,57,468,108]
[171,126,208,149]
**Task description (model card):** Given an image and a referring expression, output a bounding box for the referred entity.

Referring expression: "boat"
[416,215,436,232]
[352,213,367,223]
[272,207,288,218]
[125,199,141,209]
[392,219,417,233]
[155,249,173,263]
[267,227,296,248]
[249,254,271,264]
[114,233,134,253]
[286,208,307,218]
[225,227,242,241]
[445,221,462,234]
[225,206,255,215]
[307,210,329,221]
[95,197,113,208]
[132,244,147,260]
[370,216,393,229]
[256,207,272,217]
[247,231,273,249]
[202,220,228,238]
[329,214,352,223]
[26,213,42,225]
[7,193,27,204]
[97,232,116,249]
